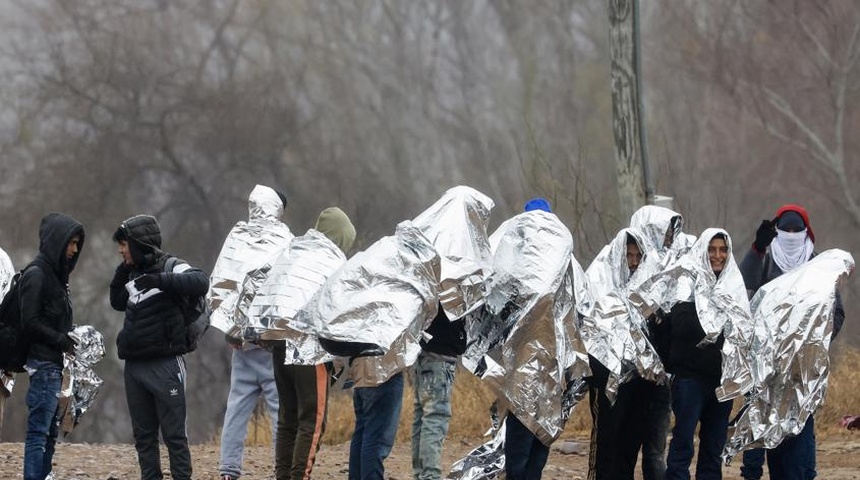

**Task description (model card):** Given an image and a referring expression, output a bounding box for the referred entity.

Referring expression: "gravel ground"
[0,433,858,479]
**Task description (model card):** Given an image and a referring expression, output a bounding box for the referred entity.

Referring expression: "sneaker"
[220,475,237,480]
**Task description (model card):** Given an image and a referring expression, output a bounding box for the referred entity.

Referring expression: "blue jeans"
[24,359,63,480]
[740,416,816,480]
[665,377,732,480]
[505,414,550,480]
[349,372,404,480]
[411,355,455,480]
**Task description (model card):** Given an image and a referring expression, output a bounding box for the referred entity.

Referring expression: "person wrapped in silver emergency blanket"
[723,249,854,464]
[630,205,696,269]
[295,220,440,480]
[411,186,495,480]
[243,206,356,480]
[629,228,753,479]
[457,200,591,480]
[296,221,440,385]
[208,184,294,338]
[626,204,699,480]
[207,184,292,480]
[583,227,669,480]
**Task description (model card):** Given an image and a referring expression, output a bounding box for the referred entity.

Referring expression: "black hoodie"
[20,213,85,365]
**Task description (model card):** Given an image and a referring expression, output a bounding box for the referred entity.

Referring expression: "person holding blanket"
[631,228,752,480]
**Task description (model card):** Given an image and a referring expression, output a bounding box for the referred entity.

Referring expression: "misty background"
[0,0,857,443]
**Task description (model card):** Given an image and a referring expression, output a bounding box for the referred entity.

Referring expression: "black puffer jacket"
[21,213,85,365]
[110,216,207,360]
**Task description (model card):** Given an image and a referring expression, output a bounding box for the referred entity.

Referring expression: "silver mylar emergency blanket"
[629,228,754,401]
[447,422,506,480]
[412,185,494,320]
[0,246,13,298]
[723,249,854,461]
[242,229,346,363]
[461,210,590,446]
[295,221,440,386]
[582,228,667,402]
[0,247,15,394]
[629,205,693,267]
[208,185,293,337]
[59,325,105,434]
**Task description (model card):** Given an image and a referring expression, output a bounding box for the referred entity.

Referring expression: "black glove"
[57,333,78,354]
[114,262,133,280]
[134,273,162,290]
[753,219,777,253]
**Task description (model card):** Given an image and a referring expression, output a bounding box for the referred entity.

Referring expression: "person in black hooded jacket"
[109,214,208,480]
[21,212,85,480]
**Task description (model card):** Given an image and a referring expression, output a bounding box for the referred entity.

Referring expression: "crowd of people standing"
[0,183,850,480]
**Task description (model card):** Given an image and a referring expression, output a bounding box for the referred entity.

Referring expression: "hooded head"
[113,214,162,267]
[774,204,814,242]
[523,197,552,213]
[771,204,815,272]
[38,212,85,281]
[315,207,356,254]
[248,184,286,222]
[630,205,683,252]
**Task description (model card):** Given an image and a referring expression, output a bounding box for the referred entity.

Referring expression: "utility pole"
[608,0,654,219]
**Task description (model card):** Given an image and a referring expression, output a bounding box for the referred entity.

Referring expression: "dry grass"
[240,347,860,445]
[817,347,860,434]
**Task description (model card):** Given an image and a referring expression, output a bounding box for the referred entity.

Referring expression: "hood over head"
[586,227,649,298]
[314,207,356,254]
[249,184,285,223]
[629,205,683,252]
[113,214,162,267]
[774,204,814,242]
[39,212,85,280]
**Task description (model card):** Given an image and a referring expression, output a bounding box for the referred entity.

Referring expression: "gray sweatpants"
[219,346,279,479]
[125,356,191,480]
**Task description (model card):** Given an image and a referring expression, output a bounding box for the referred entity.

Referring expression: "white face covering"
[770,229,814,272]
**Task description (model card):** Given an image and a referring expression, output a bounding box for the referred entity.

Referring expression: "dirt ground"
[0,432,858,480]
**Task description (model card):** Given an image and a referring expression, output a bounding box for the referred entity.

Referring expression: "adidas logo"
[169,388,179,396]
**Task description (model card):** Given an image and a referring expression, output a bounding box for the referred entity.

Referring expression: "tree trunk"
[608,0,647,219]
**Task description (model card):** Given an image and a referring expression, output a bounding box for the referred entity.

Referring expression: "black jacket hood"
[38,212,85,281]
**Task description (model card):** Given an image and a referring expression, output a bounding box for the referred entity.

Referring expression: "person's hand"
[753,219,777,253]
[57,333,78,354]
[134,273,161,290]
[114,262,133,280]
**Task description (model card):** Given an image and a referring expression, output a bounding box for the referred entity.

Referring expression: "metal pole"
[633,0,655,205]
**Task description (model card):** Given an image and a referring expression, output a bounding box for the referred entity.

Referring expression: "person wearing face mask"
[738,204,845,480]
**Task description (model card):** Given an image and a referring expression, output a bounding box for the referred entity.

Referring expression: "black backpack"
[0,268,31,372]
[163,257,210,352]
